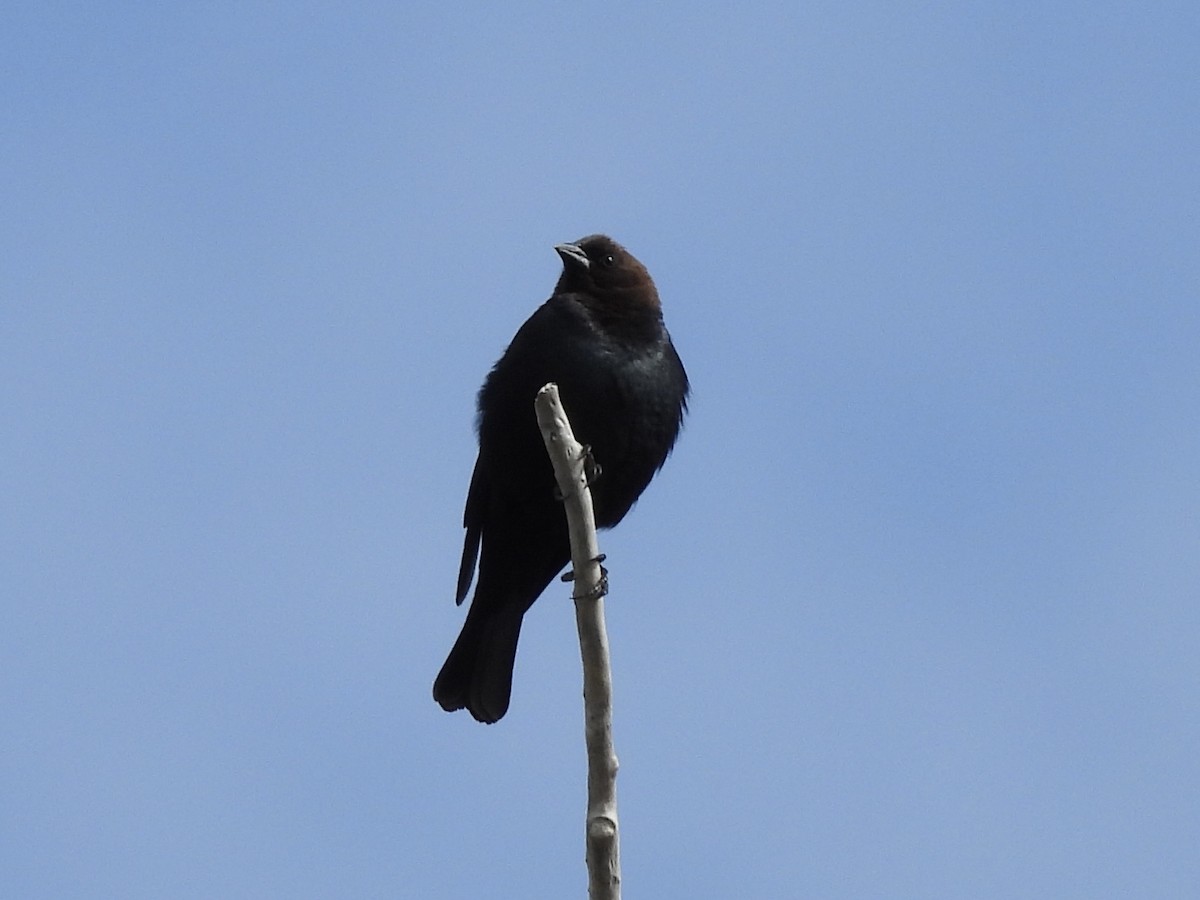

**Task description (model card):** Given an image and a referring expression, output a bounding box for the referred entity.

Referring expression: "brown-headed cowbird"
[433,235,689,723]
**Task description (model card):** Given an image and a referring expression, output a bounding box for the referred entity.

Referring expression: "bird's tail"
[432,607,524,724]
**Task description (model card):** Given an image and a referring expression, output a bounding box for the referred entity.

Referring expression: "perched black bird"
[433,235,689,723]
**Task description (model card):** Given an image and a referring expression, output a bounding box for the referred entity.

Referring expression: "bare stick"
[534,383,621,900]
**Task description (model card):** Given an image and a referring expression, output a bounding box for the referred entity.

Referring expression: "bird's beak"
[555,242,590,271]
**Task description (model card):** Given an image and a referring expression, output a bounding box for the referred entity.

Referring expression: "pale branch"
[534,383,621,900]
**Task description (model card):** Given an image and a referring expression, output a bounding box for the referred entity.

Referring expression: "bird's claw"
[581,445,603,487]
[552,446,603,501]
[577,568,609,601]
[561,554,608,599]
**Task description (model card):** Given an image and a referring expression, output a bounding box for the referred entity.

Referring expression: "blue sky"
[3,3,1198,897]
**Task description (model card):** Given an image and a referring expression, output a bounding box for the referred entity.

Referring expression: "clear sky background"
[4,4,1198,898]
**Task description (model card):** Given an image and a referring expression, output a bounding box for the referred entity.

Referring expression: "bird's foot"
[581,445,603,487]
[552,446,603,501]
[561,554,609,599]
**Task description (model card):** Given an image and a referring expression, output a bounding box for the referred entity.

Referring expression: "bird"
[433,234,689,723]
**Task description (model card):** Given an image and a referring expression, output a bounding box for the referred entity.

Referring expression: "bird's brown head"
[553,235,663,324]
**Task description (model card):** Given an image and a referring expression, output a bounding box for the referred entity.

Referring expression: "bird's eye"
[602,255,616,268]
